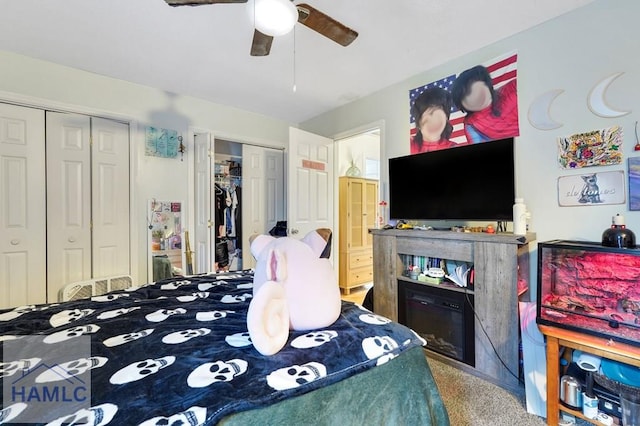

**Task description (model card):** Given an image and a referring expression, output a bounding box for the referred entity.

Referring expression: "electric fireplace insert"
[398,280,475,366]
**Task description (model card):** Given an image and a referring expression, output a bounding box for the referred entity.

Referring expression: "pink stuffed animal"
[247,228,341,356]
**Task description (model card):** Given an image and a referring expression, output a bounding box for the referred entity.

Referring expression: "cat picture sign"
[557,171,625,206]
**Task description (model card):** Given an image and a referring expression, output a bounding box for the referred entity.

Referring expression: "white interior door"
[0,103,46,308]
[242,144,264,270]
[46,111,92,302]
[194,132,213,273]
[47,112,130,301]
[288,128,334,256]
[264,148,285,237]
[91,117,130,278]
[241,145,284,270]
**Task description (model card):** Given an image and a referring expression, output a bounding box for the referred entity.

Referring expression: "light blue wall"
[301,0,640,246]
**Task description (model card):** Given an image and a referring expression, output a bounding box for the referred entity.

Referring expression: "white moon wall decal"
[528,89,565,130]
[587,72,630,118]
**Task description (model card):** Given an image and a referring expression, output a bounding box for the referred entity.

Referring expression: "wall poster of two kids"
[409,51,520,154]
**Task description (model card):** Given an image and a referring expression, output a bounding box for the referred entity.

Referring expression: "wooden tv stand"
[371,228,536,394]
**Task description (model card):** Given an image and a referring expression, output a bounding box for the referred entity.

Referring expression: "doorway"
[192,134,285,274]
[334,126,381,299]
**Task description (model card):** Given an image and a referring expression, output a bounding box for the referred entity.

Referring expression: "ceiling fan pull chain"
[293,26,297,93]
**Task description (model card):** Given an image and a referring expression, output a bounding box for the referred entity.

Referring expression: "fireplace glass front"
[398,280,475,366]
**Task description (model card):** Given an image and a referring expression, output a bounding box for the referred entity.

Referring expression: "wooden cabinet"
[371,228,536,394]
[338,177,378,294]
[539,325,640,425]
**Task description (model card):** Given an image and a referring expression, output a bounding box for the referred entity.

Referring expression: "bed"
[0,271,449,425]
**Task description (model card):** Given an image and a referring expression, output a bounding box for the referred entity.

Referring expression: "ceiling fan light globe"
[254,0,297,37]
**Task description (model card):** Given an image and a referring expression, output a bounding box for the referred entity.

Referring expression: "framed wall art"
[145,126,179,158]
[557,170,625,207]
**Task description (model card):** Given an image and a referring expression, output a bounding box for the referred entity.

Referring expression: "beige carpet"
[428,356,547,425]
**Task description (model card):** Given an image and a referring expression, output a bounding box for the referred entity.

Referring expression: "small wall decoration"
[527,89,564,130]
[587,72,630,118]
[628,157,640,210]
[557,125,623,169]
[145,126,179,158]
[557,170,625,207]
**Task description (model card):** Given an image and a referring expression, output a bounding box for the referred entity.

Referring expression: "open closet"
[214,147,243,271]
[193,137,285,274]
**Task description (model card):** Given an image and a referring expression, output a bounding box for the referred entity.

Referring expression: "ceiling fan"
[164,0,358,56]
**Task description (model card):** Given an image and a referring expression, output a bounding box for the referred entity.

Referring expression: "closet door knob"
[10,239,20,245]
[68,236,76,243]
[291,228,299,235]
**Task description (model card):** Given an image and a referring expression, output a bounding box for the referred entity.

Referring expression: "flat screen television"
[389,137,515,221]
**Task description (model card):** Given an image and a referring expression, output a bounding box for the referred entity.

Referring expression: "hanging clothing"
[214,183,226,237]
[225,186,238,237]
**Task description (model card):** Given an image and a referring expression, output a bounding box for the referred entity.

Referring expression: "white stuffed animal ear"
[250,234,276,260]
[301,228,332,259]
[265,248,287,283]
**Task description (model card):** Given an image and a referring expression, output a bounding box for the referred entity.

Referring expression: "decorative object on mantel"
[634,121,640,151]
[557,171,625,207]
[557,125,622,169]
[527,89,564,130]
[587,72,631,118]
[145,126,180,158]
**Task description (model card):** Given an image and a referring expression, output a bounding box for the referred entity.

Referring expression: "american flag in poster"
[409,51,518,145]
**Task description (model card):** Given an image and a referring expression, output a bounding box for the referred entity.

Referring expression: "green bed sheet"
[220,346,450,425]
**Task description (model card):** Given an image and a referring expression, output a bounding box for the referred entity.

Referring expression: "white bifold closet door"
[1,107,130,308]
[0,103,47,308]
[46,111,130,303]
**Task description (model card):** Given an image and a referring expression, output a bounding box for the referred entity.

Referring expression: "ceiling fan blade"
[250,29,274,56]
[164,0,247,6]
[296,3,358,47]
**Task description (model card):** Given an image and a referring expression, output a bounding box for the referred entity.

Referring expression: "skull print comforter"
[0,271,426,425]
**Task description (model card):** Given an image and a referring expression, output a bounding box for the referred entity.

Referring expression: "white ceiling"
[0,0,595,124]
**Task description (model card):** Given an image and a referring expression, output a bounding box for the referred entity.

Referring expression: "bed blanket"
[0,271,425,425]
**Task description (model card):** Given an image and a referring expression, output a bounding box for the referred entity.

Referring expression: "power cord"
[464,288,523,384]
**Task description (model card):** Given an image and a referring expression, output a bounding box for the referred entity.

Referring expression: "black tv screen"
[389,138,515,221]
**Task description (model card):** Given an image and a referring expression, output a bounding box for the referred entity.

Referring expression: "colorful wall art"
[557,125,623,169]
